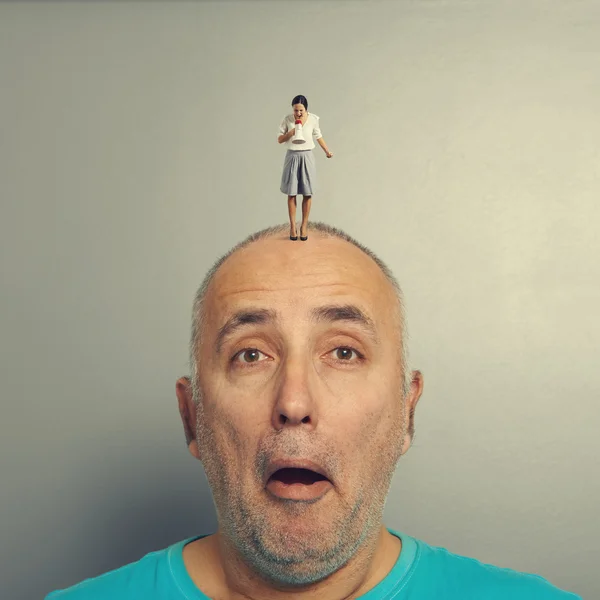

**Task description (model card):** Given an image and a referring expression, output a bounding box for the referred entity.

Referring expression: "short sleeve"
[312,116,322,138]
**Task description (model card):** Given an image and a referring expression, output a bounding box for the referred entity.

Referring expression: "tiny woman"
[278,95,333,241]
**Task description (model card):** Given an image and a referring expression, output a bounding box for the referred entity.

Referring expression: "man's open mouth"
[269,467,329,486]
[265,463,333,501]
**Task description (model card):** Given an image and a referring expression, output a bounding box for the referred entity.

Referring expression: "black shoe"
[290,233,298,241]
[300,235,308,241]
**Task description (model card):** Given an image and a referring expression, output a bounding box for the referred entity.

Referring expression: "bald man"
[46,223,580,599]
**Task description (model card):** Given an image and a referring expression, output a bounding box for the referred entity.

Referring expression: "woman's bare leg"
[300,195,312,237]
[288,195,297,237]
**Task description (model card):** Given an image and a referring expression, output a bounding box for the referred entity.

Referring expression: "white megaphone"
[292,119,306,145]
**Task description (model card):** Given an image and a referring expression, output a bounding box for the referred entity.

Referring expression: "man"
[46,223,580,599]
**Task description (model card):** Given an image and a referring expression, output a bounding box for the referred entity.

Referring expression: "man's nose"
[272,360,317,430]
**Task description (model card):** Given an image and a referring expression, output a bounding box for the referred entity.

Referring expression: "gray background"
[1,1,598,598]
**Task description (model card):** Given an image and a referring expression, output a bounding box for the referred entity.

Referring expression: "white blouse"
[278,113,322,151]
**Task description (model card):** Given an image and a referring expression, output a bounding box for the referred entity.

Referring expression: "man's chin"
[220,487,365,583]
[247,501,352,564]
[241,527,349,588]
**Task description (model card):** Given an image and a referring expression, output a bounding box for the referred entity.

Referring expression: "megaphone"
[292,119,306,145]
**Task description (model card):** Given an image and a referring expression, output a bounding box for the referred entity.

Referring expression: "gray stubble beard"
[192,384,407,588]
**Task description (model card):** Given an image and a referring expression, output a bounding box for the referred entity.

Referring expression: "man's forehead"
[204,234,397,323]
[213,235,390,297]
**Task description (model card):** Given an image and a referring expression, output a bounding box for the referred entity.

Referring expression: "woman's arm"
[278,129,295,144]
[317,137,333,158]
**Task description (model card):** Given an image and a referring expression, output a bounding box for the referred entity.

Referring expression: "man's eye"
[233,348,267,364]
[331,347,361,361]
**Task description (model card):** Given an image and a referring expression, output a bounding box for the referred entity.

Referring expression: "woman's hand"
[325,150,334,158]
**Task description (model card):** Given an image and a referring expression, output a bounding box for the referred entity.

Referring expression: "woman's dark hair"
[291,95,308,110]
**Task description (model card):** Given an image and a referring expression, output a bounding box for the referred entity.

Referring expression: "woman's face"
[293,103,307,120]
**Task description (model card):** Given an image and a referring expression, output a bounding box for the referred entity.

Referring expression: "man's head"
[176,222,423,587]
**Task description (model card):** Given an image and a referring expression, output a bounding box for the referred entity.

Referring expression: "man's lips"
[264,459,331,486]
[264,459,333,501]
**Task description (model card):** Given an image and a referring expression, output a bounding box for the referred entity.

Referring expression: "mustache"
[255,435,340,482]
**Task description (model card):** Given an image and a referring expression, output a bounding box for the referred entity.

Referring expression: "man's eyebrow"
[215,308,277,354]
[214,304,378,354]
[310,304,379,342]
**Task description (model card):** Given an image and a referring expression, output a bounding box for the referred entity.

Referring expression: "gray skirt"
[280,149,316,196]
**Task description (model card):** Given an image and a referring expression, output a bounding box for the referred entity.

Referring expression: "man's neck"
[182,525,401,600]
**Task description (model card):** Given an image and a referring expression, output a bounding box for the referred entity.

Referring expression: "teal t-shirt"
[46,530,580,599]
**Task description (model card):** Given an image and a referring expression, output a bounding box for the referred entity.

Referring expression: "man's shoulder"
[409,535,580,599]
[44,542,181,599]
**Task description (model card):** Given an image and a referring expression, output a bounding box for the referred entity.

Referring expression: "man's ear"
[401,370,424,455]
[176,376,201,460]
